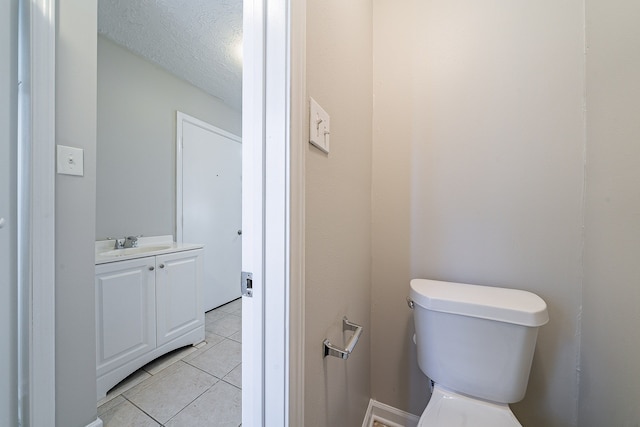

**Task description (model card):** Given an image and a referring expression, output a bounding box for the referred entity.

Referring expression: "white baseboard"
[86,417,103,427]
[361,399,420,427]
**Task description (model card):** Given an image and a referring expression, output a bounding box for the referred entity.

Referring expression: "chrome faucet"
[123,236,139,248]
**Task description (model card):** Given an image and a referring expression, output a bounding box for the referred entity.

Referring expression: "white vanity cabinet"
[95,248,204,399]
[155,251,203,346]
[95,257,156,378]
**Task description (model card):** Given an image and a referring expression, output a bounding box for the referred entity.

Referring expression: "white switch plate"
[309,97,330,154]
[57,145,84,176]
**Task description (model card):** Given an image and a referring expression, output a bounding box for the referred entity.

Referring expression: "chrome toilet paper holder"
[323,317,363,360]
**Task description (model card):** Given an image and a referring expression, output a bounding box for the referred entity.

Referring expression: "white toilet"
[409,279,549,427]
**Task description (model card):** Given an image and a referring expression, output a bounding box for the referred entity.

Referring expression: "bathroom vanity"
[95,236,205,399]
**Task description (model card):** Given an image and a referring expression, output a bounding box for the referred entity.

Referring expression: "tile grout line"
[158,379,220,426]
[182,354,242,388]
[122,395,166,426]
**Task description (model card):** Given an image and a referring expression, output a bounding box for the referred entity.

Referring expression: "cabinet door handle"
[159,263,165,269]
[149,266,155,271]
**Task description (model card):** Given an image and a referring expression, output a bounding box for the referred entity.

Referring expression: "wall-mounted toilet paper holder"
[323,317,363,360]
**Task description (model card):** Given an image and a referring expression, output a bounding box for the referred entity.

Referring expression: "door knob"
[237,230,242,235]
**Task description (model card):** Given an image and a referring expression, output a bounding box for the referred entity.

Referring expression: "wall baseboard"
[86,417,103,427]
[361,399,420,427]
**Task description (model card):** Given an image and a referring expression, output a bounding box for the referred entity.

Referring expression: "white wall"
[0,0,18,425]
[371,1,585,425]
[304,0,373,425]
[579,0,640,425]
[96,36,241,239]
[56,0,99,426]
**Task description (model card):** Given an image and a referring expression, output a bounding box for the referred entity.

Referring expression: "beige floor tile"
[223,364,242,388]
[124,361,217,424]
[217,298,241,315]
[229,330,242,343]
[206,313,241,338]
[186,339,241,379]
[98,395,126,417]
[99,398,160,427]
[165,381,241,427]
[205,308,228,323]
[183,332,226,363]
[98,369,152,407]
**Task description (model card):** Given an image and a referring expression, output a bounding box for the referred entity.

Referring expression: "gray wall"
[56,0,99,426]
[0,0,18,425]
[579,0,640,425]
[371,1,585,425]
[97,35,241,240]
[304,0,373,425]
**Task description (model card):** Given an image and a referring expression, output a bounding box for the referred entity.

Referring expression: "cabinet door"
[155,249,204,346]
[95,257,156,376]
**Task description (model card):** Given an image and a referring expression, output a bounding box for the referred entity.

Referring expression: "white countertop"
[95,235,204,265]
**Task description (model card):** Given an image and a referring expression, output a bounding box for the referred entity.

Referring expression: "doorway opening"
[95,1,244,423]
[22,0,301,424]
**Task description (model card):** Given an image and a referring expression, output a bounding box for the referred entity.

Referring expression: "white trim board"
[361,399,420,427]
[86,417,103,427]
[20,0,57,425]
[241,0,267,424]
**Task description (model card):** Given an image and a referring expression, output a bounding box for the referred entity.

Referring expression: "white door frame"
[26,0,305,425]
[1,1,19,425]
[242,0,305,423]
[20,0,57,425]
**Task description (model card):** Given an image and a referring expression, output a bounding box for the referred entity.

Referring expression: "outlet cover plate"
[57,145,84,176]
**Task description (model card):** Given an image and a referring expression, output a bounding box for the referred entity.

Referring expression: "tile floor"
[97,298,242,427]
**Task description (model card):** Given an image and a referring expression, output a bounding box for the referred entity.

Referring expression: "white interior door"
[177,112,242,311]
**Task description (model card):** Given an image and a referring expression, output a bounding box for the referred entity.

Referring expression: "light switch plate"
[57,145,84,176]
[309,97,330,154]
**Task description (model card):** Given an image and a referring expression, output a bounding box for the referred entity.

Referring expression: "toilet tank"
[410,279,548,404]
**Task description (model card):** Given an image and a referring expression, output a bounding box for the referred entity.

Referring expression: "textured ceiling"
[98,0,242,111]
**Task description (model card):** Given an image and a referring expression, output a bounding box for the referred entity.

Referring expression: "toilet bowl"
[409,279,548,427]
[418,384,522,427]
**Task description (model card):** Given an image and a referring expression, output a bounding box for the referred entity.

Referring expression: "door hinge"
[241,271,253,297]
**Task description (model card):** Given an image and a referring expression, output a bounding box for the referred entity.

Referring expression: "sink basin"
[100,245,173,257]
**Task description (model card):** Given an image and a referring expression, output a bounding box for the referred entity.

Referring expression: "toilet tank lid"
[410,279,549,327]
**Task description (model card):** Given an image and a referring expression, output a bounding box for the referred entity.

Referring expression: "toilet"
[408,279,549,427]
